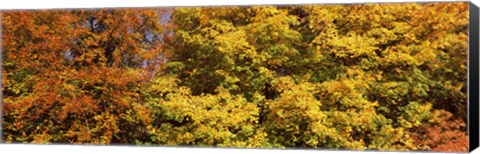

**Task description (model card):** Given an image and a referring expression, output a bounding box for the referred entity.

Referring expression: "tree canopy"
[1,2,469,152]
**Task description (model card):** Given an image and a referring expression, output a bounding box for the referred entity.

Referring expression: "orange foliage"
[412,110,468,152]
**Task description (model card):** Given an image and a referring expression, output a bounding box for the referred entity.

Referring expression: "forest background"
[0,2,470,152]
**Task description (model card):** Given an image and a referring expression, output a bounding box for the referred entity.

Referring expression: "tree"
[2,9,168,144]
[1,2,469,152]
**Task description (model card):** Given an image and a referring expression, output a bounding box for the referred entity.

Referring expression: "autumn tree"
[1,2,470,152]
[164,2,468,151]
[2,9,168,144]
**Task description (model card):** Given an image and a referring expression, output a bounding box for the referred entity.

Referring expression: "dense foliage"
[1,2,469,152]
